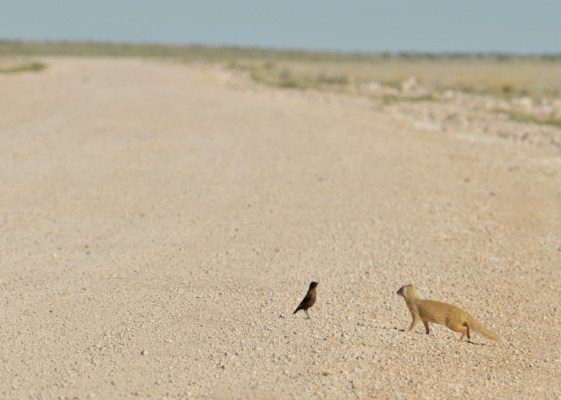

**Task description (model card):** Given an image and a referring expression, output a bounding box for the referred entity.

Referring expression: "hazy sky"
[1,0,560,54]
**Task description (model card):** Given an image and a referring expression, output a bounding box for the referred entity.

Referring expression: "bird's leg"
[305,310,310,319]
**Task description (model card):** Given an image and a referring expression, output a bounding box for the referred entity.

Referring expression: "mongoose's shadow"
[465,339,490,346]
[384,326,493,346]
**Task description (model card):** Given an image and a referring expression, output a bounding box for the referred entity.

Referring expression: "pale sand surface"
[1,58,560,399]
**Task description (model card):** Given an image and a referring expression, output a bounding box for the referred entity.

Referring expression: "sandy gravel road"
[1,58,560,399]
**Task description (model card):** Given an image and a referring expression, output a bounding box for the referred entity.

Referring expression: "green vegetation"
[380,94,439,105]
[492,108,561,129]
[231,61,351,91]
[1,41,561,99]
[0,61,46,74]
[0,40,379,63]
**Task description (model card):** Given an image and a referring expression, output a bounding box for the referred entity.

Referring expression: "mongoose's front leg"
[422,320,430,334]
[407,314,421,332]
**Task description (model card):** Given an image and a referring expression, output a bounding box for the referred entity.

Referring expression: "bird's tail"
[468,316,503,342]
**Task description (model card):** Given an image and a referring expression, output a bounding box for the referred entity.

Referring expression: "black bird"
[293,281,318,319]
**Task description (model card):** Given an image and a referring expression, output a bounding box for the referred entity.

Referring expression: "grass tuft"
[0,61,46,74]
[380,94,439,104]
[494,108,561,129]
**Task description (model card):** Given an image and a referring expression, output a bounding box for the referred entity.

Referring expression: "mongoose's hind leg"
[449,322,469,341]
[422,320,430,334]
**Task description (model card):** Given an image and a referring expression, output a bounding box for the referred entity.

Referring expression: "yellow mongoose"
[397,284,502,342]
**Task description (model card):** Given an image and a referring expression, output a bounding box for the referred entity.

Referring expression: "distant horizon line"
[2,38,561,58]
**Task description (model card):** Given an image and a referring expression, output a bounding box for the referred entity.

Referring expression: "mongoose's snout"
[396,286,405,296]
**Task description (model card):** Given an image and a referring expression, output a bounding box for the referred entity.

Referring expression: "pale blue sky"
[1,0,560,54]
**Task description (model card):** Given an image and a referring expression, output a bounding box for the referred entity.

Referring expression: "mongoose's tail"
[468,317,503,342]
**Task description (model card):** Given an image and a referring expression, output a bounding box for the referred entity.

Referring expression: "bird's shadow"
[378,325,405,332]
